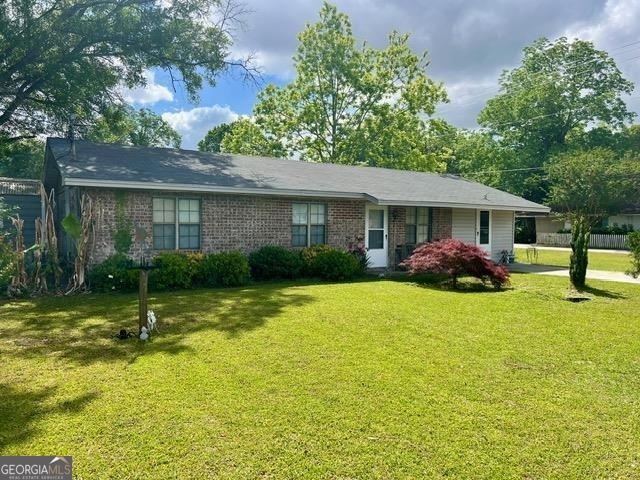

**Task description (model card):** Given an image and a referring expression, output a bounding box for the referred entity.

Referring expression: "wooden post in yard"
[138,268,149,334]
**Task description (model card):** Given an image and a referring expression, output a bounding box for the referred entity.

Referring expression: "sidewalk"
[511,244,639,284]
[514,244,629,254]
[508,262,640,284]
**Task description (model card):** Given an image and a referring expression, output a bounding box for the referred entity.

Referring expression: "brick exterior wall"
[84,187,456,267]
[387,206,453,267]
[386,206,453,247]
[85,188,366,264]
[432,207,453,241]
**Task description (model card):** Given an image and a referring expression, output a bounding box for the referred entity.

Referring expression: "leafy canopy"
[0,138,44,178]
[219,119,285,157]
[401,238,510,290]
[227,2,448,170]
[477,37,635,202]
[545,147,639,289]
[545,147,636,222]
[198,123,233,153]
[0,0,248,142]
[85,105,181,149]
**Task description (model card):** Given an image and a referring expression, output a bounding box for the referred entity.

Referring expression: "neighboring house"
[533,214,570,235]
[603,211,640,231]
[532,210,636,239]
[43,137,549,268]
[0,177,43,247]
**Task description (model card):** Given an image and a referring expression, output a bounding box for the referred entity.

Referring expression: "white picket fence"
[536,233,629,250]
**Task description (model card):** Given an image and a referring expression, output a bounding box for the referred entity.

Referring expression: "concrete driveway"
[511,245,639,284]
[508,262,640,284]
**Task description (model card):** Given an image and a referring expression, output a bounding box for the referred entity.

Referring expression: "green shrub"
[248,245,303,281]
[88,253,139,293]
[346,236,370,273]
[197,251,250,287]
[626,232,640,278]
[400,238,510,289]
[150,251,203,291]
[311,248,363,281]
[300,244,334,276]
[592,223,634,235]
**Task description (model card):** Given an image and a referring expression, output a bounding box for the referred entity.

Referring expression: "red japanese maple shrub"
[400,238,509,289]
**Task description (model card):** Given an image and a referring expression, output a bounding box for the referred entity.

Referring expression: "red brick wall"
[85,188,366,264]
[85,187,455,266]
[432,207,453,241]
[387,206,452,266]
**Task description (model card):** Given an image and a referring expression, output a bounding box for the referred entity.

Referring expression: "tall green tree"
[449,130,515,187]
[198,123,233,152]
[545,148,634,289]
[0,0,250,143]
[220,119,285,157]
[478,37,635,203]
[85,105,181,148]
[235,2,447,169]
[0,138,44,178]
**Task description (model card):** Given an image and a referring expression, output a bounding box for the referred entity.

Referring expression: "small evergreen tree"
[626,232,640,279]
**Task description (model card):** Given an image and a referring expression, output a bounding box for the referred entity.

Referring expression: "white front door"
[366,205,388,268]
[476,209,491,257]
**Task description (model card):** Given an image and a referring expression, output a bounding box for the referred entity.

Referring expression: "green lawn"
[1,275,639,479]
[515,246,632,272]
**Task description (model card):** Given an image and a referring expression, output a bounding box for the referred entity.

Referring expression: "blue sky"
[122,0,640,150]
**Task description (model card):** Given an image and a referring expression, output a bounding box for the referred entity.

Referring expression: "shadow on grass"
[389,272,509,293]
[151,284,313,337]
[0,383,98,450]
[0,284,315,366]
[576,284,627,299]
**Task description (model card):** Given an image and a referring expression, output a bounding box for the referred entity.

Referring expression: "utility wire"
[437,38,640,121]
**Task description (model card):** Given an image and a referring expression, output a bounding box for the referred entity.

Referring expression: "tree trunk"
[569,214,590,289]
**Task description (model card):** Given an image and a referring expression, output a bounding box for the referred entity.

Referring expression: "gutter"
[63,178,368,201]
[62,178,550,213]
[375,199,550,213]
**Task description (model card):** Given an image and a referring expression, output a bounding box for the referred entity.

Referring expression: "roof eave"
[378,199,550,213]
[62,178,369,201]
[61,178,550,213]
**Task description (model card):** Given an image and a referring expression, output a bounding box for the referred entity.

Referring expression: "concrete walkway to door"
[510,244,639,284]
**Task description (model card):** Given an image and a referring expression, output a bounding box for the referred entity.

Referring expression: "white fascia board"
[63,178,550,212]
[63,178,368,200]
[377,199,550,213]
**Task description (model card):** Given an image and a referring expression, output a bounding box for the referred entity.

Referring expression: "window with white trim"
[292,203,326,247]
[406,207,430,244]
[153,197,201,250]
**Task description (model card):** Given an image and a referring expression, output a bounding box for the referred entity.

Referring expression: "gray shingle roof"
[46,137,549,212]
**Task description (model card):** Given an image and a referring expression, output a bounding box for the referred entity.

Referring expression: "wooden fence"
[536,233,629,250]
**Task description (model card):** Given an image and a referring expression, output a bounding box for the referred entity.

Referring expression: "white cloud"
[121,70,174,105]
[162,105,239,150]
[144,0,639,134]
[563,0,640,43]
[563,0,640,115]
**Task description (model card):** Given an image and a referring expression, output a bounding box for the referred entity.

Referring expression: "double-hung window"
[153,197,201,250]
[292,203,326,247]
[406,207,430,244]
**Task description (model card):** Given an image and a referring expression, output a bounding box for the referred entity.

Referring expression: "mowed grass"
[1,275,639,479]
[515,246,632,272]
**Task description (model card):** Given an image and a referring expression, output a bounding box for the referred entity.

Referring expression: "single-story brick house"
[43,137,549,268]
